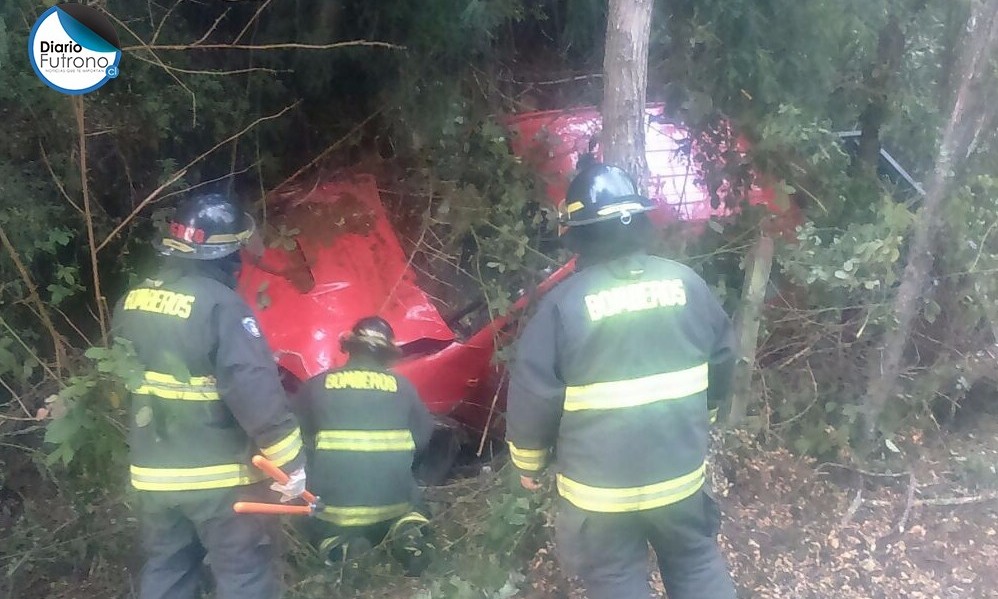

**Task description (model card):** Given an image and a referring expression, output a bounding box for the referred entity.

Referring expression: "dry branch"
[123,41,404,52]
[74,97,108,340]
[151,0,183,45]
[0,316,61,384]
[191,8,231,46]
[129,53,286,76]
[101,9,198,124]
[0,377,33,419]
[270,109,382,194]
[39,142,83,215]
[868,492,998,508]
[97,102,300,253]
[897,474,917,532]
[234,0,274,44]
[841,488,865,526]
[0,226,65,373]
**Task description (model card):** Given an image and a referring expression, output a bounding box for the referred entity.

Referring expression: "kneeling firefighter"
[505,164,739,599]
[112,193,306,599]
[298,316,436,575]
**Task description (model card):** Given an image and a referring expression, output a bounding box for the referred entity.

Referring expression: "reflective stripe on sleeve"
[563,363,708,411]
[135,371,219,401]
[130,463,264,491]
[556,463,706,512]
[315,430,415,452]
[507,442,548,472]
[316,502,411,527]
[261,428,303,467]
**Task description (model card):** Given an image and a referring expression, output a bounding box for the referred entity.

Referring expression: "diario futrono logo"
[28,3,121,95]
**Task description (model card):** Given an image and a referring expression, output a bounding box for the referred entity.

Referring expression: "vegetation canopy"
[2,0,998,597]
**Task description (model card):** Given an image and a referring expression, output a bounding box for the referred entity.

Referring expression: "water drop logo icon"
[28,3,122,95]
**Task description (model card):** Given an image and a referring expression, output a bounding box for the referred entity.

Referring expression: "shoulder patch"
[242,316,262,338]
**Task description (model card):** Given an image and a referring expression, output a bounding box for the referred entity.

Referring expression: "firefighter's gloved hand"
[270,468,307,503]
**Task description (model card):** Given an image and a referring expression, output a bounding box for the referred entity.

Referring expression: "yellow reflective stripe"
[388,512,430,538]
[204,232,251,244]
[316,502,411,527]
[315,430,415,452]
[261,428,303,467]
[708,407,719,424]
[563,363,708,411]
[556,463,706,513]
[136,371,219,401]
[130,463,264,491]
[508,442,547,472]
[319,535,346,554]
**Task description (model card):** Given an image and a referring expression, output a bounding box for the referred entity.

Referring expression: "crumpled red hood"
[238,175,454,382]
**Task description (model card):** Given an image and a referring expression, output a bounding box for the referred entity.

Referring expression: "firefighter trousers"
[137,486,282,599]
[554,490,736,599]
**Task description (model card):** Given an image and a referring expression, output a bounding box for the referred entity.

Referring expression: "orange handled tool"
[232,455,323,517]
[251,455,319,504]
[233,502,314,516]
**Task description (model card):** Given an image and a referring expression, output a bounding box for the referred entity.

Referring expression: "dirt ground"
[5,412,997,599]
[518,420,998,599]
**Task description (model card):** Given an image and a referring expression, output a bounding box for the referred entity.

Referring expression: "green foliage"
[285,467,547,599]
[782,199,912,297]
[43,338,140,482]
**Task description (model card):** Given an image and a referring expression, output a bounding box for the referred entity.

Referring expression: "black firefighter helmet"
[341,316,403,361]
[558,163,656,258]
[156,193,257,260]
[559,163,655,228]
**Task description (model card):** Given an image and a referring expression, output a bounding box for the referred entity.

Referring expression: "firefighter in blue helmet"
[298,316,436,576]
[505,164,738,599]
[112,193,307,599]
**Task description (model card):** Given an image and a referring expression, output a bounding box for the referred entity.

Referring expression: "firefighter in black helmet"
[298,316,436,576]
[505,164,738,599]
[112,193,306,599]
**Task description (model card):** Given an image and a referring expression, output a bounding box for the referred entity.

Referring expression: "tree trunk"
[728,235,775,425]
[601,0,653,191]
[862,0,998,444]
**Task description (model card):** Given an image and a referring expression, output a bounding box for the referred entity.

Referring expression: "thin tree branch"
[191,8,231,46]
[151,0,183,45]
[101,8,199,125]
[97,101,300,253]
[234,0,274,44]
[129,52,286,76]
[0,316,62,385]
[0,376,35,419]
[0,226,65,373]
[123,41,404,52]
[157,161,261,205]
[38,141,83,215]
[74,97,108,340]
[270,108,382,194]
[897,473,917,532]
